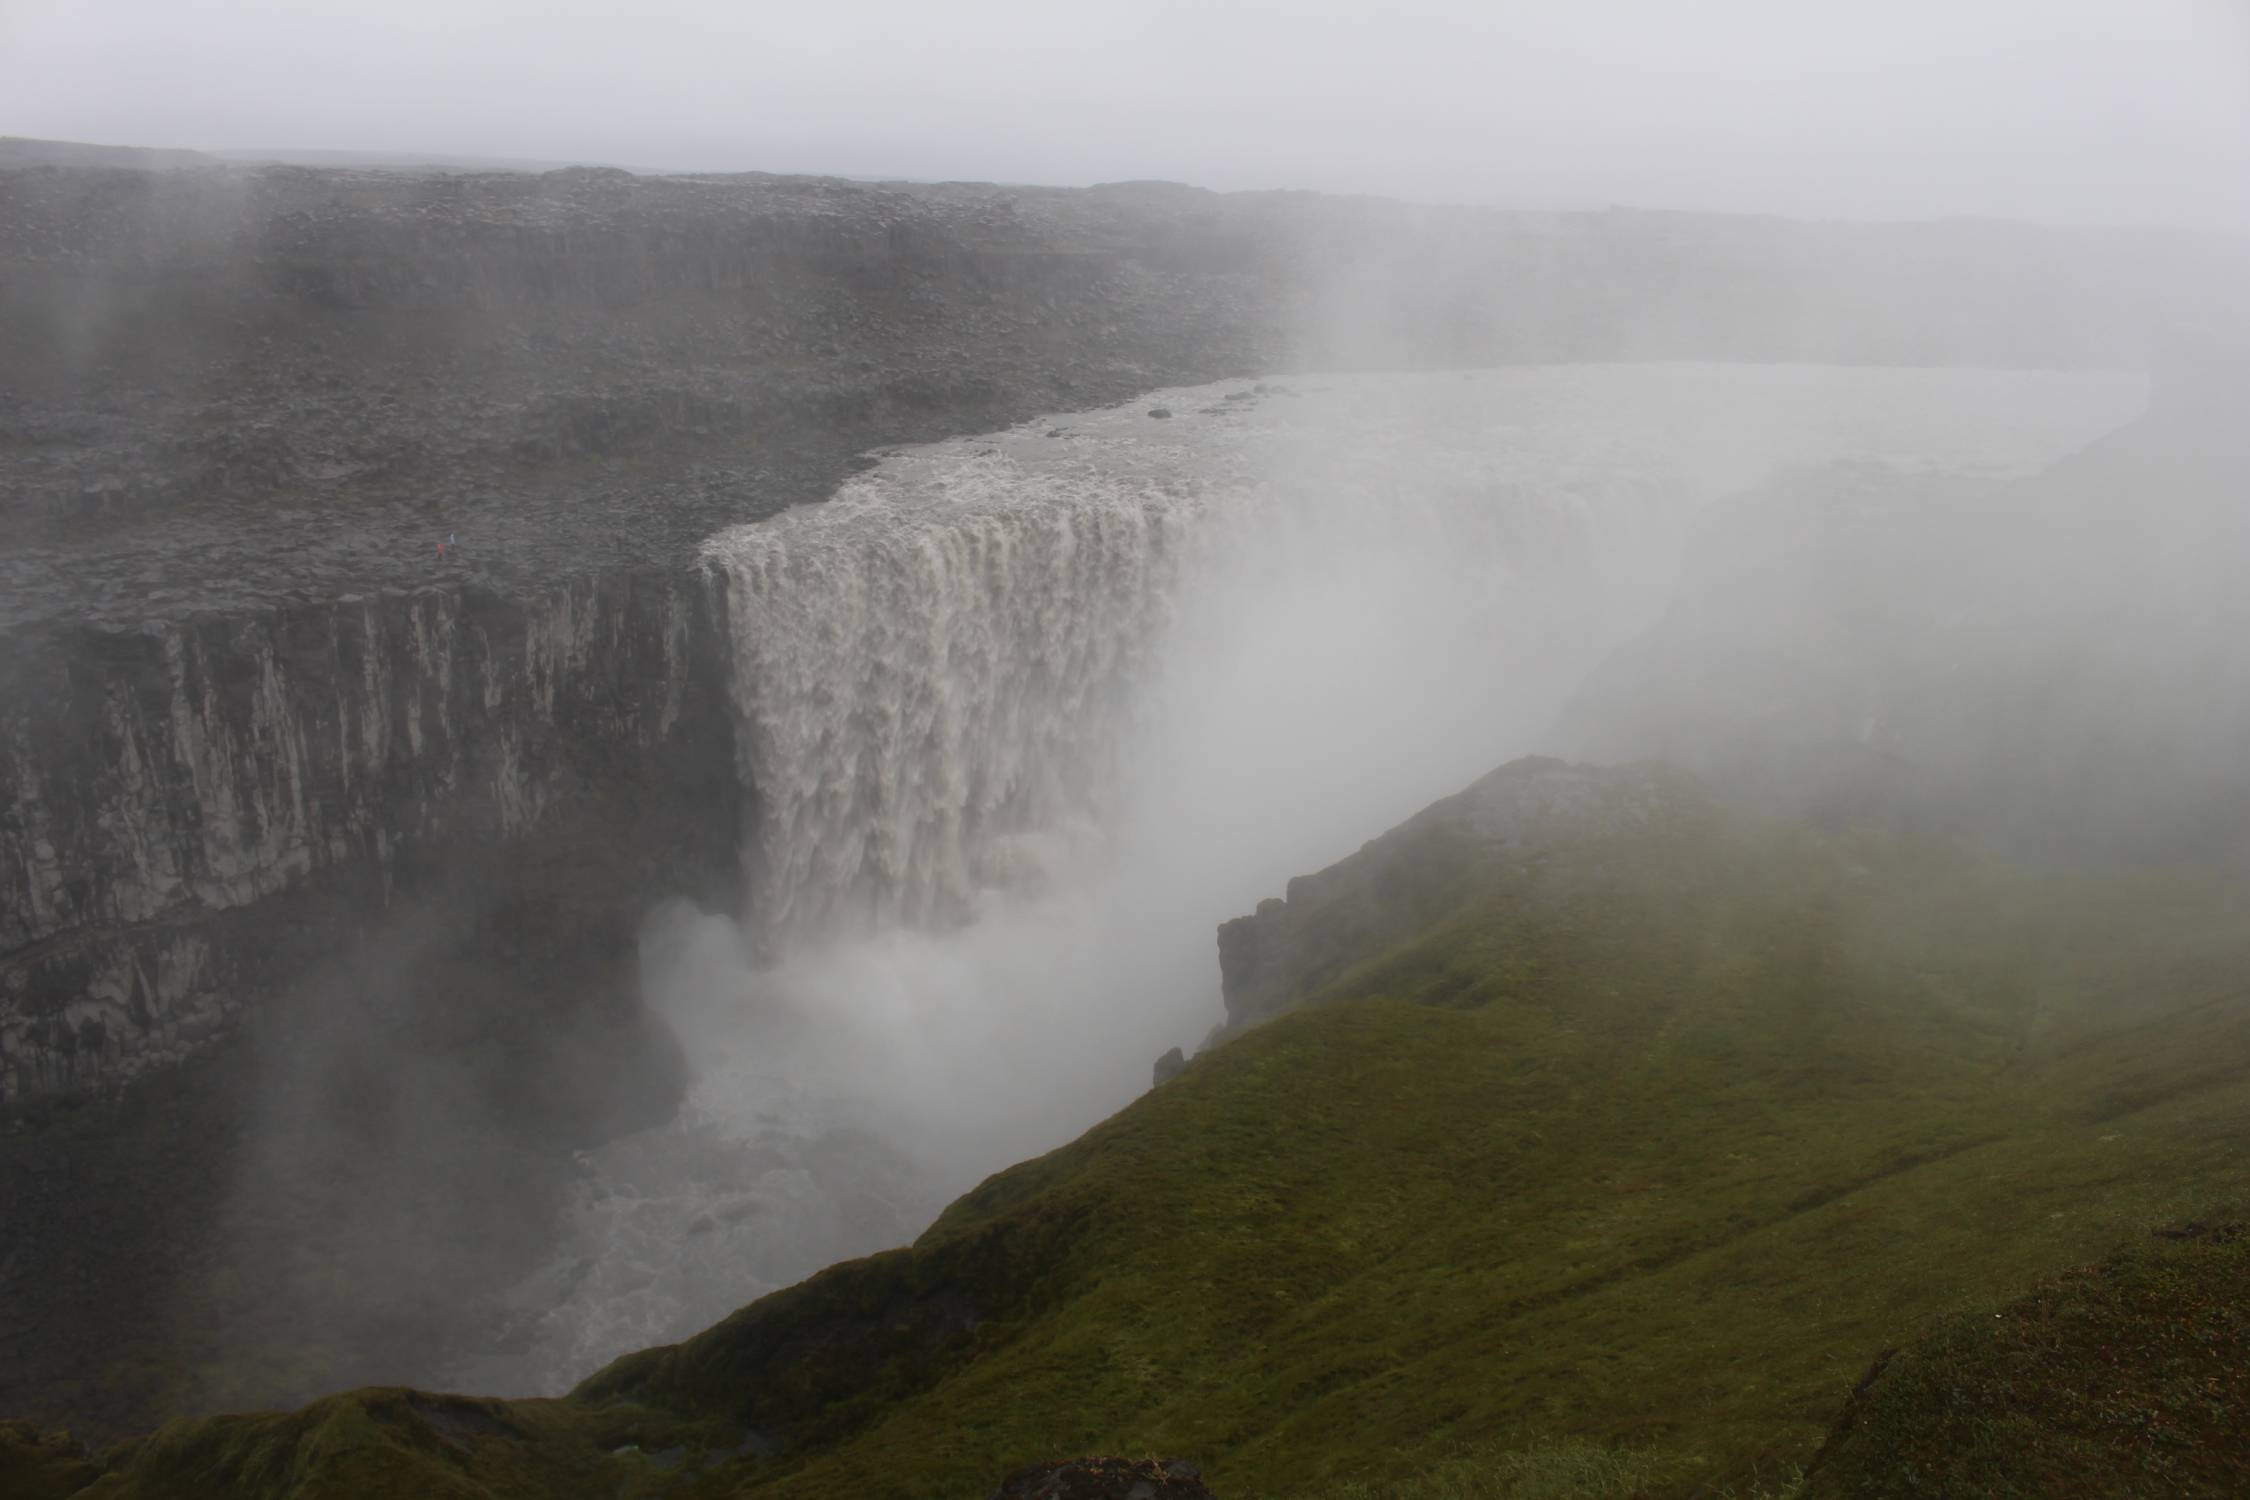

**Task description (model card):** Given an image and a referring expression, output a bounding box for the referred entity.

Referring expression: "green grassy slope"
[43,759,2250,1498]
[1799,1220,2250,1498]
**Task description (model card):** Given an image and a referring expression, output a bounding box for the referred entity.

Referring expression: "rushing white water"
[706,460,1202,951]
[466,363,2145,1392]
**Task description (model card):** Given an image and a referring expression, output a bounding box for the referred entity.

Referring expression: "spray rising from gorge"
[456,363,2146,1392]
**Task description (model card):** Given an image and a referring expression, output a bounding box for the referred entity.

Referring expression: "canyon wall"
[0,166,1283,1106]
[0,574,734,1100]
[3,161,2245,1104]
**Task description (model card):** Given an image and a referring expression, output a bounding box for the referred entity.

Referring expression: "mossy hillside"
[569,764,2250,1498]
[700,1001,2250,1499]
[1214,759,1685,1029]
[1799,1221,2250,1498]
[38,761,2250,1498]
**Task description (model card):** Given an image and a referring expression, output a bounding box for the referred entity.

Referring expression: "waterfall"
[696,365,2152,959]
[472,364,2147,1397]
[704,450,1207,953]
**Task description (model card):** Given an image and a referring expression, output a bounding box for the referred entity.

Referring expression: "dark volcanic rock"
[0,165,1286,1105]
[9,164,2233,1107]
[0,157,2244,1433]
[991,1457,1215,1500]
[1152,1046,1186,1085]
[0,572,733,1100]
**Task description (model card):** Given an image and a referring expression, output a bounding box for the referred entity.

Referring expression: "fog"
[6,0,2250,1438]
[4,0,2249,228]
[457,366,2150,1387]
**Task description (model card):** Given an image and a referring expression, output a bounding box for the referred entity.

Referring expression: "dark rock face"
[9,164,2231,1105]
[0,166,1288,1106]
[1215,898,1284,1014]
[0,573,734,1100]
[991,1457,1214,1500]
[0,158,2242,1431]
[0,157,1296,1436]
[1152,1046,1186,1085]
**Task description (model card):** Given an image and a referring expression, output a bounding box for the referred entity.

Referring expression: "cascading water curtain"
[704,464,1204,953]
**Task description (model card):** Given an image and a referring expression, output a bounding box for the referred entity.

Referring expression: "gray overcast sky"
[3,0,2247,228]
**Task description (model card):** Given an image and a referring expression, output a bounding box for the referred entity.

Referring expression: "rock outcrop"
[0,574,732,1100]
[4,162,2242,1104]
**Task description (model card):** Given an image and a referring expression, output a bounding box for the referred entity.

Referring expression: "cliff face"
[0,574,732,1101]
[0,162,2241,1101]
[0,166,1291,1108]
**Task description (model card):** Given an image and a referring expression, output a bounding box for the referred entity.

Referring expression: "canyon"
[2,157,2244,1432]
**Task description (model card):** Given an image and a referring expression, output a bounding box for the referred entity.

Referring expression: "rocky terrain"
[5,160,2241,1109]
[1,163,1290,1115]
[5,152,2249,1455]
